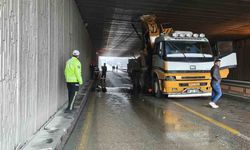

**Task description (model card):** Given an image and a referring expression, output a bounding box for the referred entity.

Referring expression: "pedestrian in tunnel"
[64,50,83,113]
[116,65,118,72]
[101,63,107,92]
[209,59,222,109]
[89,63,95,79]
[101,63,107,78]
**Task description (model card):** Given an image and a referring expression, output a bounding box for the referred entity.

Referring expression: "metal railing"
[222,79,250,88]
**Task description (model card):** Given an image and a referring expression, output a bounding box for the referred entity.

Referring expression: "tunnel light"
[193,33,199,38]
[199,33,205,38]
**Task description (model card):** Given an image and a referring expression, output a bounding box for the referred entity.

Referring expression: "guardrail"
[222,79,250,87]
[221,79,250,98]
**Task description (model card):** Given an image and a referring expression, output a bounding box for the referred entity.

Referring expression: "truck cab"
[152,31,237,97]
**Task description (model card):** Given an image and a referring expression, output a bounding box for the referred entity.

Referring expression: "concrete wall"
[0,0,92,149]
[228,39,250,81]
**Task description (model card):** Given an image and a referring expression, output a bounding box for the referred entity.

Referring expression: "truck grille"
[181,76,205,80]
[179,82,207,87]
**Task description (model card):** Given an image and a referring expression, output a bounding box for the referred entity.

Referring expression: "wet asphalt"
[63,71,250,150]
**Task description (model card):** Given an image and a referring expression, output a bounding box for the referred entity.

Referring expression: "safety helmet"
[72,50,80,56]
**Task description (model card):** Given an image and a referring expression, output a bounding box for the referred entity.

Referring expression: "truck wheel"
[133,78,139,95]
[153,78,161,98]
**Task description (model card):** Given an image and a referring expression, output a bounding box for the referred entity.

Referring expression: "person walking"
[64,50,83,113]
[209,59,222,109]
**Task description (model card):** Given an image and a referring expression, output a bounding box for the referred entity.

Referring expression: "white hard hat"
[72,50,80,56]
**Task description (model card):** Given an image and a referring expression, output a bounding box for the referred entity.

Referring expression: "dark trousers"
[101,73,106,78]
[66,82,79,110]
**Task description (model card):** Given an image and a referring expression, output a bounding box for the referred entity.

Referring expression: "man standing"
[101,63,107,92]
[116,65,118,72]
[101,63,107,78]
[64,50,83,113]
[89,63,95,79]
[209,59,222,109]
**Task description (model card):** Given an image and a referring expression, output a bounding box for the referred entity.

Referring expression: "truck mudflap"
[168,92,211,98]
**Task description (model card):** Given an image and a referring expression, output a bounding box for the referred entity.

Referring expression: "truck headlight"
[172,33,178,37]
[199,33,205,38]
[186,33,193,37]
[165,76,176,81]
[193,33,199,38]
[180,33,185,37]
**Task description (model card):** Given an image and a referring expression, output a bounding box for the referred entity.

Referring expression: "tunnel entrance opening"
[98,56,131,71]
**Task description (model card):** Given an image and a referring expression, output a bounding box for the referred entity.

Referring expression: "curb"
[57,81,93,150]
[21,81,93,150]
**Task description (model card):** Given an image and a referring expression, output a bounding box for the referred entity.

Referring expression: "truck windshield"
[164,41,212,56]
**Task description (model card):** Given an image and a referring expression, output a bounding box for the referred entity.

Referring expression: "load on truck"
[128,15,237,98]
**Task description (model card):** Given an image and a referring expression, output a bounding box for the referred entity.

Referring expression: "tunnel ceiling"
[75,0,250,57]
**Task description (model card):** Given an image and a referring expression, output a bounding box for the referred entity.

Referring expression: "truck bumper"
[168,92,211,98]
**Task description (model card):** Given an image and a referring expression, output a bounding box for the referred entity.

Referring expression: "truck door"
[213,41,237,78]
[214,41,237,69]
[153,42,165,70]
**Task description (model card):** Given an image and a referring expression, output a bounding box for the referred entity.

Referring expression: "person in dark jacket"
[209,59,222,108]
[89,63,95,79]
[101,63,107,78]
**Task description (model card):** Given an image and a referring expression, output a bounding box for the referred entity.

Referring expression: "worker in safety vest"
[64,50,83,113]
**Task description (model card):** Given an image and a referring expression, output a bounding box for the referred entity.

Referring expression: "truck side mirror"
[159,49,162,57]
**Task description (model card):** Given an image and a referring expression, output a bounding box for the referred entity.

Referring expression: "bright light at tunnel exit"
[98,56,132,71]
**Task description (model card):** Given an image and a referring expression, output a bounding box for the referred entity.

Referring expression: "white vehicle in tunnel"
[128,15,237,98]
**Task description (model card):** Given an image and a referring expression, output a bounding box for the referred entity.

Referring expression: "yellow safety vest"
[64,57,83,85]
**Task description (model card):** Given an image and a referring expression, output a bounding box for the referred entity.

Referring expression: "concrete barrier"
[0,0,92,149]
[222,80,250,99]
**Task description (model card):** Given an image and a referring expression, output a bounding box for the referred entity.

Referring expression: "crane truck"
[128,15,237,97]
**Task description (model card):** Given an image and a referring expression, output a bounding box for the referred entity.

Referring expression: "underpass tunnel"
[1,0,250,149]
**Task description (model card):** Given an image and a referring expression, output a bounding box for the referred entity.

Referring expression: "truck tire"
[133,77,140,95]
[153,77,162,98]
